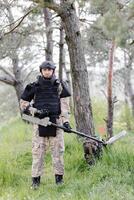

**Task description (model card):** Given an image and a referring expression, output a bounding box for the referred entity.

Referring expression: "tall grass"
[0,115,134,199]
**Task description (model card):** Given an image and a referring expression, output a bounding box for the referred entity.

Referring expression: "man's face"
[41,68,54,78]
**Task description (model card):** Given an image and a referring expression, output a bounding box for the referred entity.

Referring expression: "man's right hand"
[23,105,37,116]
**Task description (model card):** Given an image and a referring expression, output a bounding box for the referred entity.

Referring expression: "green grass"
[0,118,134,200]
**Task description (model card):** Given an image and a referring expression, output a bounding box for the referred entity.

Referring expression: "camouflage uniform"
[20,97,70,177]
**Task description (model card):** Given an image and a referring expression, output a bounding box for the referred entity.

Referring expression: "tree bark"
[125,53,134,117]
[107,40,116,138]
[126,56,134,117]
[124,98,132,131]
[0,76,16,86]
[58,21,74,110]
[58,22,64,80]
[130,94,134,117]
[4,0,24,102]
[12,56,24,101]
[43,8,53,61]
[59,1,95,135]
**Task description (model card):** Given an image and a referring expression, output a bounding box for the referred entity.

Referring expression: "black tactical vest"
[33,76,61,117]
[21,75,71,137]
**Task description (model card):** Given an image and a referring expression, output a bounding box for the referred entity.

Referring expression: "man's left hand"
[63,122,72,133]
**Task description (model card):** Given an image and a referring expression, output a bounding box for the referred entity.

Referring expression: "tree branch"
[3,8,34,36]
[0,66,15,80]
[113,96,118,104]
[45,3,61,13]
[0,75,16,86]
[33,0,61,14]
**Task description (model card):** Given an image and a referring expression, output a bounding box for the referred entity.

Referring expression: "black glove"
[34,109,49,119]
[23,105,30,115]
[63,122,72,133]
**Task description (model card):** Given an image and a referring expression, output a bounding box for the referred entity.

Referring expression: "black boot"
[31,176,40,190]
[55,174,63,185]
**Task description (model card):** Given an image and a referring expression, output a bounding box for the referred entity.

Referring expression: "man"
[20,60,71,189]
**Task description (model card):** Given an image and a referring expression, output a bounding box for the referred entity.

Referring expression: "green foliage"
[90,0,117,15]
[116,103,134,131]
[128,1,134,16]
[92,99,107,125]
[92,99,107,137]
[0,117,134,199]
[0,85,19,126]
[83,24,109,64]
[90,0,133,47]
[98,8,129,45]
[0,119,31,190]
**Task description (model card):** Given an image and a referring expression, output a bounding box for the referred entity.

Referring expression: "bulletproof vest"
[33,76,61,117]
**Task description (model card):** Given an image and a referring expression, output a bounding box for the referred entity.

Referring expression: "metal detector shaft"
[22,113,104,144]
[48,121,105,145]
[49,122,127,145]
[22,114,127,146]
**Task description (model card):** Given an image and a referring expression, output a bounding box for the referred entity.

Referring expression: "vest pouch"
[38,117,57,137]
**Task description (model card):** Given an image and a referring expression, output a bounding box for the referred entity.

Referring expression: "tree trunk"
[64,65,74,111]
[4,0,24,102]
[43,8,53,61]
[124,52,134,117]
[58,21,74,110]
[107,40,116,138]
[130,95,134,117]
[124,98,132,131]
[59,2,95,135]
[58,22,64,80]
[125,53,134,117]
[12,55,24,101]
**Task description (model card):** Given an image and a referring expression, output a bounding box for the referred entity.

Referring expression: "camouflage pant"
[32,118,64,177]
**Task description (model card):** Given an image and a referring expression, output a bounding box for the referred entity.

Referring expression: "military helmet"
[39,60,56,72]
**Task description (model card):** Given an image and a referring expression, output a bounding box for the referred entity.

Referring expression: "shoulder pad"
[21,82,36,101]
[25,82,35,91]
[60,80,71,98]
